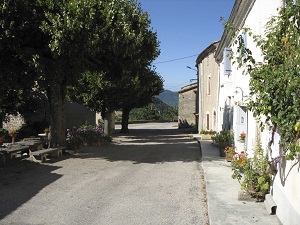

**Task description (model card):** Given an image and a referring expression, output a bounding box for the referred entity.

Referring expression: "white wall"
[232,0,300,224]
[231,0,281,154]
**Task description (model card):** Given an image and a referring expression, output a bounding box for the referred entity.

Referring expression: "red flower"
[238,158,246,163]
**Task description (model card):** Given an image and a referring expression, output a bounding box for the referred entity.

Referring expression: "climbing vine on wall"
[227,0,300,160]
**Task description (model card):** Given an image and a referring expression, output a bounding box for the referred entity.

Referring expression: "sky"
[138,0,235,92]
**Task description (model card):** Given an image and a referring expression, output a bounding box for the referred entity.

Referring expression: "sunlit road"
[0,122,208,225]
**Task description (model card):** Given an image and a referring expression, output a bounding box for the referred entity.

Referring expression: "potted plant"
[239,132,246,142]
[231,143,271,201]
[224,144,238,162]
[200,130,217,140]
[214,130,234,157]
[9,128,18,144]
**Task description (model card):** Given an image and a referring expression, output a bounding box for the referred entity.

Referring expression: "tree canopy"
[1,0,162,144]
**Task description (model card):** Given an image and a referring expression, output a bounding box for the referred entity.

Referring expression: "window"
[206,114,210,130]
[213,111,217,130]
[223,47,232,75]
[207,76,211,95]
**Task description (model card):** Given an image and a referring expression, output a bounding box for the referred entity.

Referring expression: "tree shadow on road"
[0,157,62,220]
[73,127,202,164]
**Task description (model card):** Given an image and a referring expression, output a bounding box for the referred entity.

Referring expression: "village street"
[0,122,209,225]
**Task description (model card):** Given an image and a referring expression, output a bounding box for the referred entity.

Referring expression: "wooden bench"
[194,137,202,158]
[1,145,30,159]
[29,147,63,162]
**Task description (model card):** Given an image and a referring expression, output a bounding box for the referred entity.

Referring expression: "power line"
[164,80,195,91]
[153,54,198,65]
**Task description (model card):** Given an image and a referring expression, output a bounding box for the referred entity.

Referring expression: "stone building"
[196,41,220,132]
[178,83,197,129]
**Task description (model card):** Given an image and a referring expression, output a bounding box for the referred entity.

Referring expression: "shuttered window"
[223,47,232,75]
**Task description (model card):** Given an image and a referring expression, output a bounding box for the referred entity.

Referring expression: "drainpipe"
[198,63,202,133]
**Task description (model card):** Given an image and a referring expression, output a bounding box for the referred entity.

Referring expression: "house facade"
[214,0,299,224]
[196,41,220,133]
[178,83,197,129]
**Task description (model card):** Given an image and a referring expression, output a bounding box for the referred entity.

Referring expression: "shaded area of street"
[0,122,208,225]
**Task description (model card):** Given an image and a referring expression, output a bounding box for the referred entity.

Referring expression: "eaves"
[215,0,256,63]
[196,41,220,65]
[178,82,198,94]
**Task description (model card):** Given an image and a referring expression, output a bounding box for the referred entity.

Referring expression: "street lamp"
[186,66,197,71]
[235,86,244,101]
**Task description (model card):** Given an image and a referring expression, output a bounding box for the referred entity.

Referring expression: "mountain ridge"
[156,90,178,107]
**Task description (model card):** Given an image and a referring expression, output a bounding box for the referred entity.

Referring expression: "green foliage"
[129,99,178,122]
[66,134,85,150]
[66,124,111,150]
[66,0,163,133]
[0,128,8,138]
[130,106,160,121]
[231,142,271,200]
[213,130,234,149]
[0,0,44,122]
[200,130,217,135]
[229,1,300,160]
[1,0,161,145]
[17,125,39,139]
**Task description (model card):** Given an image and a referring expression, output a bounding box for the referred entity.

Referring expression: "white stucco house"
[214,0,300,224]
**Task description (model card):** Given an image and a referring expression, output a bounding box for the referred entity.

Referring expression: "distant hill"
[157,90,178,107]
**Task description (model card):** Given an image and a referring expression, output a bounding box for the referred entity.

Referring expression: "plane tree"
[1,0,155,145]
[68,0,162,133]
[0,0,47,126]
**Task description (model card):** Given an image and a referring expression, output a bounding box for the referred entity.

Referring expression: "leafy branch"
[227,0,300,160]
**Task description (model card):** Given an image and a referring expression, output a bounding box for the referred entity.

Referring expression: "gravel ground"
[0,122,208,225]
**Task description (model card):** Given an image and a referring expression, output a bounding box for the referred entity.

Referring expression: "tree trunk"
[102,107,114,135]
[47,74,66,148]
[121,107,130,133]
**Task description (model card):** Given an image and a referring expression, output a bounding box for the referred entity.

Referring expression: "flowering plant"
[66,124,111,149]
[224,144,237,155]
[239,132,246,141]
[231,143,271,201]
[224,144,238,161]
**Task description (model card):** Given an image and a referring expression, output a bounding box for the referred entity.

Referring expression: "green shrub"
[200,130,217,135]
[214,130,234,149]
[66,124,110,149]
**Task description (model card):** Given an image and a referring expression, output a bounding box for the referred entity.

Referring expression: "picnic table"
[17,140,44,151]
[0,144,30,159]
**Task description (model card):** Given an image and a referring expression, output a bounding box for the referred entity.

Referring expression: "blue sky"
[139,0,235,91]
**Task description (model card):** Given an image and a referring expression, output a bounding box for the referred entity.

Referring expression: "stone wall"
[178,83,197,128]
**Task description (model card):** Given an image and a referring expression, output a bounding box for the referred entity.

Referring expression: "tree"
[118,68,163,133]
[231,0,300,160]
[68,0,162,133]
[0,0,46,126]
[2,0,152,145]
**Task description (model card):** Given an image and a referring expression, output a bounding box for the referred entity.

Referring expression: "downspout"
[217,64,220,132]
[198,62,202,133]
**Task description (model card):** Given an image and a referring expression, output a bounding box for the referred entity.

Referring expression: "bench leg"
[50,150,62,158]
[30,155,38,162]
[30,154,47,162]
[40,153,47,162]
[10,153,18,159]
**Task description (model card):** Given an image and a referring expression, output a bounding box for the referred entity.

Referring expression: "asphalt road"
[0,122,208,225]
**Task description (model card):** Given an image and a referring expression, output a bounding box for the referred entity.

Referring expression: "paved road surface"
[0,122,208,225]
